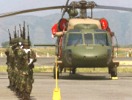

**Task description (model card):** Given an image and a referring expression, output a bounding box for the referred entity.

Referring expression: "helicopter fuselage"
[61,25,113,68]
[53,17,118,78]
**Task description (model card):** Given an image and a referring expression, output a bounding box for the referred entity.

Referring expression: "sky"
[0,0,132,16]
[0,0,132,45]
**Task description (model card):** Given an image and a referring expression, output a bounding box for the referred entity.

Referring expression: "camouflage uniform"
[13,38,24,94]
[18,40,36,99]
[5,40,15,89]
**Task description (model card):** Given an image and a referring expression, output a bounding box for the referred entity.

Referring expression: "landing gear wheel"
[70,68,76,74]
[108,62,118,79]
[53,66,59,79]
[110,66,117,77]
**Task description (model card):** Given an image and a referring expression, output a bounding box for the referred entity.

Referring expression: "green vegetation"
[33,66,53,72]
[0,66,7,72]
[0,47,131,57]
[33,47,55,57]
[1,47,132,73]
[1,65,132,73]
[77,67,132,73]
[0,47,55,57]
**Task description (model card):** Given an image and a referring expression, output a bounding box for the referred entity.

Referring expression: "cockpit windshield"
[84,34,93,44]
[67,33,109,46]
[94,33,109,46]
[67,34,83,46]
[84,33,109,46]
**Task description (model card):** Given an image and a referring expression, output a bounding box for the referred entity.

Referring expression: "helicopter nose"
[69,45,110,67]
[82,54,104,60]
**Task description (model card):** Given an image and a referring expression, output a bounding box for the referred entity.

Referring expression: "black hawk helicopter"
[1,0,132,79]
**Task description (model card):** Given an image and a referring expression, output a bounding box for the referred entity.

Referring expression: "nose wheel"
[108,62,119,80]
[70,67,76,74]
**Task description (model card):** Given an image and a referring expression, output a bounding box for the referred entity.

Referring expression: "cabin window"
[62,34,66,48]
[67,34,83,46]
[94,33,109,46]
[84,33,93,44]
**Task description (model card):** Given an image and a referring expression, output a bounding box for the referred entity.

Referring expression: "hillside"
[0,10,132,46]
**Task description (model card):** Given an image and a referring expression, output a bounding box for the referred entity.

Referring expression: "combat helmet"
[23,39,31,46]
[9,39,15,46]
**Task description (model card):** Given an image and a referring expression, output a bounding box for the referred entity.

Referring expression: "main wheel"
[110,66,117,77]
[70,67,76,74]
[108,62,117,78]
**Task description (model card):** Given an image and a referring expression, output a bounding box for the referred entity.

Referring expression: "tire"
[111,66,117,77]
[69,67,76,74]
[108,62,117,77]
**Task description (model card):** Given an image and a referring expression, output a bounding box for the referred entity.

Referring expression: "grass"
[0,47,55,57]
[0,47,131,57]
[0,66,7,72]
[1,47,132,73]
[1,65,132,73]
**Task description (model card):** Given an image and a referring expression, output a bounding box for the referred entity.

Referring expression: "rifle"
[23,21,26,39]
[27,25,30,46]
[19,24,23,38]
[14,26,17,38]
[8,29,11,44]
[27,25,31,66]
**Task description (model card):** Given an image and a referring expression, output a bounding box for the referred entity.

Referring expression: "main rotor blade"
[96,5,132,12]
[66,0,70,6]
[62,0,70,18]
[0,6,68,18]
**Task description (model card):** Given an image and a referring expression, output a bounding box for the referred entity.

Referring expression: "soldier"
[5,39,15,89]
[18,39,36,99]
[13,37,24,95]
[5,29,18,90]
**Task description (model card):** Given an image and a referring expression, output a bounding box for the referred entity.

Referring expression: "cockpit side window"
[67,34,83,46]
[62,34,66,48]
[94,33,109,46]
[84,33,93,44]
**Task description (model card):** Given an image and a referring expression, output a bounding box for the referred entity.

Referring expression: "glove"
[28,59,33,65]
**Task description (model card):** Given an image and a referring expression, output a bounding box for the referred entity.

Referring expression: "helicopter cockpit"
[67,31,111,47]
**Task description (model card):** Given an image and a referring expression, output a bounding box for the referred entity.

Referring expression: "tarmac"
[0,72,132,100]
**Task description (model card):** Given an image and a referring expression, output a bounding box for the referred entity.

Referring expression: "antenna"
[23,21,26,39]
[8,29,11,42]
[27,25,31,46]
[17,30,20,37]
[19,24,23,38]
[14,26,17,38]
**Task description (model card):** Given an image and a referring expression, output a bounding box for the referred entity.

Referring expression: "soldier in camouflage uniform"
[13,37,24,95]
[5,39,15,89]
[17,39,36,99]
[5,22,36,100]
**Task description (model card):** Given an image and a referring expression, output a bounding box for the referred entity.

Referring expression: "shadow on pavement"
[59,73,111,80]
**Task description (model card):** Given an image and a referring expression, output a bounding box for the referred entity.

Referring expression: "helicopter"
[1,0,132,79]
